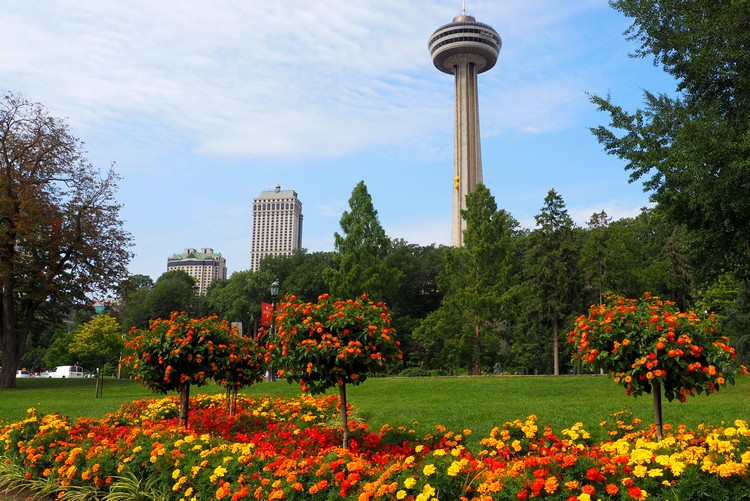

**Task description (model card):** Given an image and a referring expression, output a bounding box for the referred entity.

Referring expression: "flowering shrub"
[568,292,748,438]
[271,293,402,448]
[212,333,267,416]
[124,312,262,426]
[2,397,750,500]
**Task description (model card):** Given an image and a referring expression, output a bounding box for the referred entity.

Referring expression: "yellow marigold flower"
[578,494,591,501]
[396,490,407,500]
[404,477,417,489]
[647,468,663,477]
[432,449,446,457]
[633,465,648,478]
[741,450,750,464]
[423,463,437,476]
[716,462,746,477]
[403,456,415,466]
[629,448,653,465]
[414,445,424,453]
[421,483,436,497]
[172,469,182,480]
[447,461,461,477]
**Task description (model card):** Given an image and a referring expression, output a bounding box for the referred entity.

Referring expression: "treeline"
[24,181,746,378]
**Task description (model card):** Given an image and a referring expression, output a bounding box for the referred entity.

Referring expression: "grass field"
[2,375,748,449]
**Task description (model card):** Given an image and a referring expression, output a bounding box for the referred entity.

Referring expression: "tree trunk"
[552,316,560,376]
[95,361,103,398]
[471,322,481,375]
[1,287,36,389]
[179,383,191,427]
[339,383,349,450]
[652,380,663,441]
[1,287,23,389]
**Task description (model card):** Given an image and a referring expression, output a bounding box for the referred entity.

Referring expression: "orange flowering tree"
[568,292,747,439]
[124,312,236,426]
[212,332,267,416]
[271,293,402,448]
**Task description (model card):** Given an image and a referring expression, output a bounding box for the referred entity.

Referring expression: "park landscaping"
[1,376,750,500]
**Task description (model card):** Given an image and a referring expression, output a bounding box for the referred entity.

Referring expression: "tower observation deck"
[429,12,501,246]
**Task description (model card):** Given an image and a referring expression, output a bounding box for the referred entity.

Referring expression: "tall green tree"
[69,313,124,397]
[205,269,275,336]
[580,210,612,305]
[324,181,401,301]
[260,250,333,302]
[386,241,445,368]
[0,93,132,388]
[525,189,581,375]
[416,185,519,375]
[590,0,750,283]
[115,274,155,331]
[606,208,692,304]
[148,270,199,321]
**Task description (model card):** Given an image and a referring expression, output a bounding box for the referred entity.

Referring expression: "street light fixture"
[268,280,280,382]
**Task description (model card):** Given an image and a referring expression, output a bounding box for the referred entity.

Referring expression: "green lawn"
[2,375,748,449]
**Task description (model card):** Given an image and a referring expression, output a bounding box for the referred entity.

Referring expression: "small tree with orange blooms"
[124,312,235,426]
[271,293,402,449]
[568,292,747,439]
[212,332,267,416]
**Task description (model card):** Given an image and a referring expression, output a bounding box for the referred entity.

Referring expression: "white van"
[49,365,84,378]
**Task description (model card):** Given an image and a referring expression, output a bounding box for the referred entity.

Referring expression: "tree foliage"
[524,189,581,375]
[0,93,132,388]
[260,249,333,302]
[324,181,401,301]
[69,313,124,397]
[423,185,519,375]
[205,269,276,336]
[590,0,750,282]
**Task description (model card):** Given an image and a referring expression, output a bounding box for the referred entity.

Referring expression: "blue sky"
[1,1,675,281]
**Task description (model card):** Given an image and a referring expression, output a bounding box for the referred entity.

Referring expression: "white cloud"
[0,0,614,161]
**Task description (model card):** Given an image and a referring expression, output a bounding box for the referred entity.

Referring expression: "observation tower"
[429,3,501,246]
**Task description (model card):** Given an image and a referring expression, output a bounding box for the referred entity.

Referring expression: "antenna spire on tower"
[462,0,466,15]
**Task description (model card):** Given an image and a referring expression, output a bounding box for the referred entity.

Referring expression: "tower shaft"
[453,55,484,246]
[429,13,500,247]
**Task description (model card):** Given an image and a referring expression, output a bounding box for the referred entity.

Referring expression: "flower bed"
[1,395,749,500]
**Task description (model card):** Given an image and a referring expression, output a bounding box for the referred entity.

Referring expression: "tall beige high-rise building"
[166,247,227,295]
[429,5,501,246]
[250,185,303,271]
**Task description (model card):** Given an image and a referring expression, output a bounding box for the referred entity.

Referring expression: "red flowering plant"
[568,292,748,439]
[211,332,267,416]
[123,312,235,426]
[270,293,403,449]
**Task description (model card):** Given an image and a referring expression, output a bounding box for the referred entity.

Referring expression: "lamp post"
[268,280,280,382]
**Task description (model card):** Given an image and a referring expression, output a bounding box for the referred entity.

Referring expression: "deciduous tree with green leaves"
[590,0,750,283]
[271,293,402,449]
[69,313,124,398]
[0,93,132,388]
